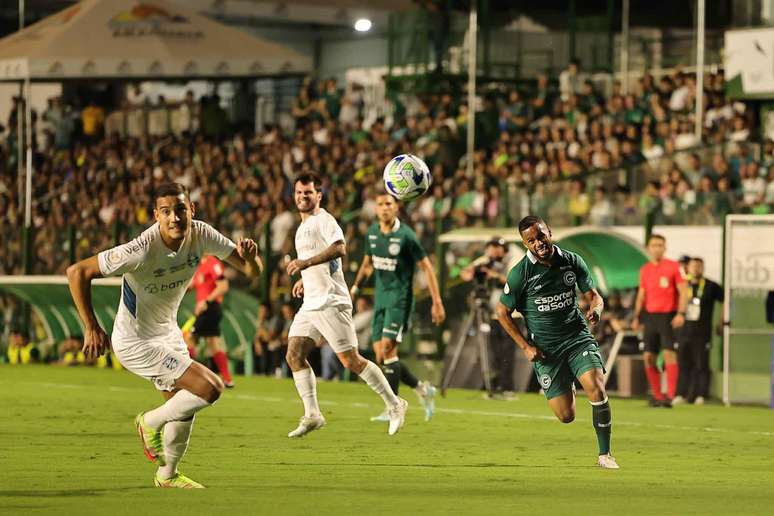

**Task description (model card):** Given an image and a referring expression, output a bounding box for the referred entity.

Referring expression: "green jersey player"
[496,216,619,469]
[351,192,446,422]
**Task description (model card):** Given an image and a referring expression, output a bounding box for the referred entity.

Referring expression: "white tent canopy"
[0,0,312,81]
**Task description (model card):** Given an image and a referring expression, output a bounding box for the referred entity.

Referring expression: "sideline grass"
[1,365,772,515]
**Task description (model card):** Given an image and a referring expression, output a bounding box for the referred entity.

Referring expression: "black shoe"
[224,381,235,389]
[661,398,673,408]
[647,398,663,407]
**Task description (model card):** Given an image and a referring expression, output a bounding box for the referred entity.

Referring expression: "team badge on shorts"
[563,271,576,286]
[539,374,552,389]
[388,243,401,256]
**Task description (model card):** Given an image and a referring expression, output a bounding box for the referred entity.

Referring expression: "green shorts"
[372,307,411,343]
[533,337,605,400]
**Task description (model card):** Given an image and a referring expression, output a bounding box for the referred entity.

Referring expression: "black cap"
[486,236,507,248]
[679,255,691,264]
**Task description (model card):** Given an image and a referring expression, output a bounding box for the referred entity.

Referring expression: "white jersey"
[295,208,352,311]
[98,220,236,342]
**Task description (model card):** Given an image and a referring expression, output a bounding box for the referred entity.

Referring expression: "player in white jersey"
[66,182,263,488]
[285,173,408,437]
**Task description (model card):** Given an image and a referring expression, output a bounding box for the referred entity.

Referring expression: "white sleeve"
[97,236,150,277]
[321,214,345,247]
[199,222,237,260]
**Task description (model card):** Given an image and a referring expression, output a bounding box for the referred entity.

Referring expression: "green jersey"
[366,219,426,310]
[499,245,595,354]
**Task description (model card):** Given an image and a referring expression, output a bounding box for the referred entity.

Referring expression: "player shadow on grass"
[0,487,154,498]
[249,462,591,469]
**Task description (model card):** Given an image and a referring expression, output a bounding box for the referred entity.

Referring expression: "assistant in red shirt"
[185,255,234,387]
[632,234,688,406]
[193,255,226,305]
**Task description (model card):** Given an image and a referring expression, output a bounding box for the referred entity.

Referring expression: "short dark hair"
[648,233,666,243]
[295,173,322,192]
[155,182,189,203]
[518,215,546,235]
[690,256,704,264]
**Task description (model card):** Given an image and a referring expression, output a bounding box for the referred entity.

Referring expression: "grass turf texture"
[1,365,772,515]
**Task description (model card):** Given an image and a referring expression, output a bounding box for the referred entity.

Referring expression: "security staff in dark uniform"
[676,257,724,405]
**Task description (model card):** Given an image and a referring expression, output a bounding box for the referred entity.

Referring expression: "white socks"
[292,368,321,417]
[157,416,194,480]
[144,390,211,429]
[360,361,399,407]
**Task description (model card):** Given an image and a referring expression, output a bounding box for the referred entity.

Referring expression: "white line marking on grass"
[22,381,774,437]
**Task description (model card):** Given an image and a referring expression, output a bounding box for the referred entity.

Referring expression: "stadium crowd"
[1,66,773,367]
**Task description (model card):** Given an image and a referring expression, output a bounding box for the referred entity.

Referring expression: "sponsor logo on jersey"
[170,263,187,273]
[563,271,577,286]
[534,290,574,312]
[389,238,401,242]
[532,284,543,292]
[373,256,398,271]
[528,274,541,282]
[153,267,167,277]
[144,279,186,294]
[539,374,552,389]
[388,243,401,256]
[186,254,200,268]
[368,235,377,240]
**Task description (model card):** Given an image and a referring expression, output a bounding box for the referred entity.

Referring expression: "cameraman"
[460,237,513,396]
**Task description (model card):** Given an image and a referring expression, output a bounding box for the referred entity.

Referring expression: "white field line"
[24,381,774,438]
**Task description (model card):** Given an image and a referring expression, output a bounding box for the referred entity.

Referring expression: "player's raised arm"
[417,256,445,325]
[224,237,263,278]
[66,255,110,359]
[350,254,373,297]
[286,239,346,276]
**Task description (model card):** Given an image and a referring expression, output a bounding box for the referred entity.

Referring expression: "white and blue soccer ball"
[383,154,432,201]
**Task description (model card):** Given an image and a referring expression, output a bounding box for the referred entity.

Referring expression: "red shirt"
[639,258,684,313]
[192,256,225,304]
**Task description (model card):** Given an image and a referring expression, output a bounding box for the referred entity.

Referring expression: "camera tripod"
[441,294,494,396]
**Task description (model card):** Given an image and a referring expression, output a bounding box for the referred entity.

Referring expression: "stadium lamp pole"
[620,0,630,95]
[466,1,477,178]
[694,0,705,142]
[16,0,24,213]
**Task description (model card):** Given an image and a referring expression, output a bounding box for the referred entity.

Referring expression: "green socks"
[382,357,420,394]
[591,397,612,455]
[382,359,400,394]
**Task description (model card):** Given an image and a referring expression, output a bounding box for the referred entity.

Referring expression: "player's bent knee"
[558,412,575,424]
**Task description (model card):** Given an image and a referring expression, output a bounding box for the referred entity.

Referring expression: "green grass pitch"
[1,365,773,515]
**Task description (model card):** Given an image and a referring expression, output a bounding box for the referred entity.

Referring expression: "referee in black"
[675,257,724,405]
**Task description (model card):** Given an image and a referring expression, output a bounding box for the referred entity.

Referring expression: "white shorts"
[288,306,357,353]
[112,333,193,391]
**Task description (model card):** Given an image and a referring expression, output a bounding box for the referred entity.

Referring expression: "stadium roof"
[0,0,312,81]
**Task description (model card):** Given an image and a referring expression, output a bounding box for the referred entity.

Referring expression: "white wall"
[0,83,61,134]
[612,225,724,283]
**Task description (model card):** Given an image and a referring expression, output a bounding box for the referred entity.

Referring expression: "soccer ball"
[383,154,432,201]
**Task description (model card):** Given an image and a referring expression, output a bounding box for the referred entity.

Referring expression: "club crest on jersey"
[106,249,122,265]
[539,374,552,389]
[388,243,401,256]
[563,271,576,286]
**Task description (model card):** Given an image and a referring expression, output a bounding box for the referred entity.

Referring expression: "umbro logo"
[532,284,544,292]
